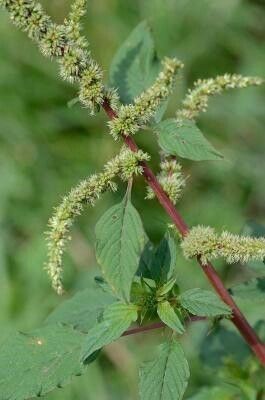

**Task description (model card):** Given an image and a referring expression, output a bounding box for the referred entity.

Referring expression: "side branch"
[102,99,265,366]
[123,322,165,337]
[122,316,206,337]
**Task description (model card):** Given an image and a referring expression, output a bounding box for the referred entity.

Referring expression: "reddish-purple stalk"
[102,99,265,366]
[123,322,165,337]
[123,317,206,337]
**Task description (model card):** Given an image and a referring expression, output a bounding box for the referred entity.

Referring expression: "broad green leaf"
[0,324,92,400]
[95,193,146,301]
[139,339,190,400]
[46,286,115,331]
[94,275,118,296]
[150,233,177,283]
[229,277,265,303]
[157,301,185,334]
[179,289,231,317]
[110,21,159,104]
[81,302,138,362]
[156,119,223,161]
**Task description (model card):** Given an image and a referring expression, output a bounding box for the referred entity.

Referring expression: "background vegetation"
[0,0,264,398]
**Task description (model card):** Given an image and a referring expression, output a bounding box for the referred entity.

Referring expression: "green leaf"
[81,302,138,362]
[229,277,265,303]
[157,301,185,334]
[109,21,167,123]
[156,119,223,161]
[0,324,92,400]
[110,21,159,104]
[179,289,231,317]
[46,286,115,332]
[137,241,154,279]
[139,339,190,400]
[94,275,117,296]
[95,192,146,301]
[157,277,177,297]
[150,233,177,283]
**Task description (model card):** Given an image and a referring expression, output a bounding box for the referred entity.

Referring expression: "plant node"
[146,158,186,204]
[109,57,184,139]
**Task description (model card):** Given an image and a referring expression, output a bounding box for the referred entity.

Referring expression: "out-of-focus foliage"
[0,0,264,398]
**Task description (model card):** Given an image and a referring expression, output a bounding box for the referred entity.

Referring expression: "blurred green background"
[0,0,264,398]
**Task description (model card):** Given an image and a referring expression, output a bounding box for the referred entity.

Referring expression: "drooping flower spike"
[46,147,150,294]
[177,74,264,122]
[0,0,113,113]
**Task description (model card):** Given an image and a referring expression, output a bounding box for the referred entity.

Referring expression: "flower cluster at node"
[78,62,104,112]
[46,147,150,294]
[109,57,184,139]
[177,74,264,122]
[146,158,186,204]
[181,225,265,266]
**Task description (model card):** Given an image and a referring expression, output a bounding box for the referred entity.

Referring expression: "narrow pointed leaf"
[95,193,146,301]
[0,324,91,400]
[179,289,231,317]
[81,302,138,362]
[157,277,177,297]
[139,339,190,400]
[150,233,177,283]
[156,119,223,161]
[157,301,185,334]
[137,241,154,279]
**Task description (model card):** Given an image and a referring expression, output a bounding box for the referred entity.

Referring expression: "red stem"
[102,99,265,366]
[122,316,206,337]
[123,322,165,337]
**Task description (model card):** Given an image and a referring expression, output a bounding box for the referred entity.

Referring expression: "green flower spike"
[181,225,265,266]
[109,57,184,139]
[146,158,186,204]
[46,147,149,294]
[177,74,264,122]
